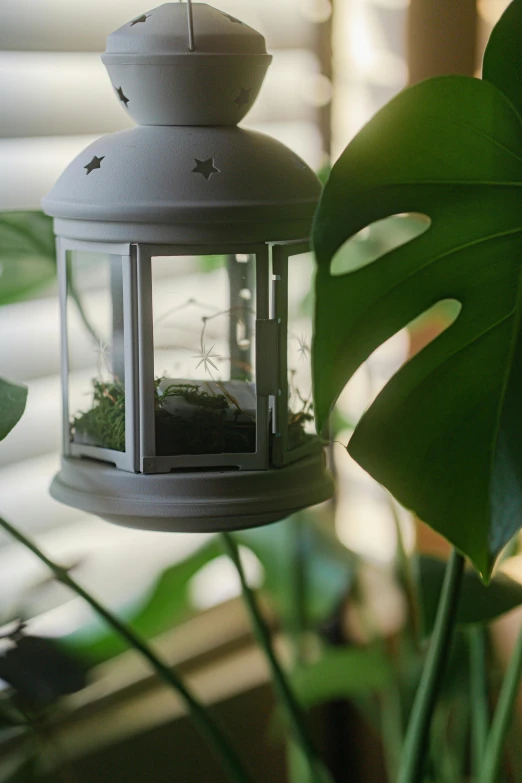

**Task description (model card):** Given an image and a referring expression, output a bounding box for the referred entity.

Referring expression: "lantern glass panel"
[151,254,257,457]
[66,250,126,453]
[287,251,316,450]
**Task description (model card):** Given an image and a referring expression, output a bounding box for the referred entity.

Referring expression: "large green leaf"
[418,556,522,637]
[0,379,27,441]
[312,66,522,578]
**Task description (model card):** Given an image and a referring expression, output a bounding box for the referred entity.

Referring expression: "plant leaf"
[0,379,27,441]
[312,74,522,578]
[419,555,522,637]
[0,637,87,709]
[67,518,355,665]
[0,212,56,306]
[483,0,522,119]
[290,646,391,708]
[66,538,224,662]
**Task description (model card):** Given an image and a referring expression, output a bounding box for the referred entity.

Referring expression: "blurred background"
[0,1,519,782]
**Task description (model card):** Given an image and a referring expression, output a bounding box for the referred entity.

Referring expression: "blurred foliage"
[66,514,355,665]
[71,537,224,661]
[290,646,391,708]
[0,633,87,710]
[0,212,55,306]
[237,513,356,629]
[419,555,522,638]
[0,379,27,442]
[0,749,38,783]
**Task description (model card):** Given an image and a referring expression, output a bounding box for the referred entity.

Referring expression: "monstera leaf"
[312,0,522,579]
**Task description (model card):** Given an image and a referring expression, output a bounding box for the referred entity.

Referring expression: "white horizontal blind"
[0,0,330,636]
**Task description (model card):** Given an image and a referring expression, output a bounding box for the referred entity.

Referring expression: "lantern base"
[50,453,334,533]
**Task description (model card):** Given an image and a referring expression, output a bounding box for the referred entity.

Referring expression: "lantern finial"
[102,2,272,126]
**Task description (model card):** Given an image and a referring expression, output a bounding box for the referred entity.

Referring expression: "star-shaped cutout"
[192,158,220,180]
[130,14,150,26]
[234,87,251,108]
[222,12,243,23]
[84,155,105,175]
[116,86,130,107]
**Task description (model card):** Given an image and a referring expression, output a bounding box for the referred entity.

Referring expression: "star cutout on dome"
[84,155,105,175]
[192,158,220,180]
[130,14,150,25]
[222,12,243,23]
[116,86,130,107]
[233,87,251,108]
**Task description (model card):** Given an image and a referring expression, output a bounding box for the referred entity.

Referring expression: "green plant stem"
[388,496,420,642]
[479,619,522,783]
[380,681,404,783]
[221,532,324,783]
[469,626,489,779]
[290,515,307,666]
[397,548,465,783]
[0,517,253,783]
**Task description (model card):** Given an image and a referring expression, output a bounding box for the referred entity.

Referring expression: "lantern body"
[43,3,334,532]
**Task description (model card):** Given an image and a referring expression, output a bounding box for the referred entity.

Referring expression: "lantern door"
[271,241,321,466]
[136,244,272,473]
[58,239,138,472]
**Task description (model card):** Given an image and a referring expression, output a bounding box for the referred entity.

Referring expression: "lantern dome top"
[105,2,268,56]
[101,3,272,125]
[41,125,321,244]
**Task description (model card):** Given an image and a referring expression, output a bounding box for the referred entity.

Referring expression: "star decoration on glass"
[192,158,220,180]
[193,343,220,377]
[94,338,112,374]
[222,12,243,23]
[116,86,130,107]
[297,334,310,361]
[130,14,150,25]
[234,87,251,108]
[84,155,105,175]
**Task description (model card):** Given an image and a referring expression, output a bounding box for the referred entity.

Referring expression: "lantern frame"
[58,235,322,477]
[57,237,137,472]
[137,241,271,473]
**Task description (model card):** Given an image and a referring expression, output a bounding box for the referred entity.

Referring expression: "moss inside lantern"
[71,377,313,456]
[154,381,257,456]
[71,379,126,452]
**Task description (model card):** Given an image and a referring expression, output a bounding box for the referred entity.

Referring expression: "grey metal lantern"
[42,1,334,533]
